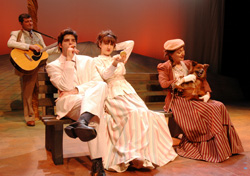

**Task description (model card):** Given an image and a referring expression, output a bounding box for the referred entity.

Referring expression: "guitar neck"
[41,42,58,53]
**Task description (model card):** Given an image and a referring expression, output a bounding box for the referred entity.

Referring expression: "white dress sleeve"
[115,40,134,63]
[94,57,117,80]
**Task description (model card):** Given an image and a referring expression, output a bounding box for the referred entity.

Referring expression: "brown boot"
[26,121,35,126]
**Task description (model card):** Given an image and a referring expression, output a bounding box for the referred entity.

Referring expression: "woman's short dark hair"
[96,30,117,48]
[57,28,78,52]
[18,13,31,23]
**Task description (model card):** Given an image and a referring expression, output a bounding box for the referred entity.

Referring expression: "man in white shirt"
[46,28,107,176]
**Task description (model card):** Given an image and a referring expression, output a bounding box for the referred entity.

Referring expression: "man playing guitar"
[7,13,58,126]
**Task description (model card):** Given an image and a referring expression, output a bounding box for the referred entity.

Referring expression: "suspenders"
[16,30,23,42]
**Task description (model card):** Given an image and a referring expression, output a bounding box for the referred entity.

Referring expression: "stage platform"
[0,100,249,175]
[0,44,250,175]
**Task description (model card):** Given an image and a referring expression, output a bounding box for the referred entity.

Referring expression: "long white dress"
[94,40,177,172]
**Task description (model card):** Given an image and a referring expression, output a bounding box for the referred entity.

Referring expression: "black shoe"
[64,122,78,138]
[74,120,97,142]
[91,159,105,176]
[64,120,97,142]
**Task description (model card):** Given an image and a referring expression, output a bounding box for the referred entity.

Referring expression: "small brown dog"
[175,61,209,101]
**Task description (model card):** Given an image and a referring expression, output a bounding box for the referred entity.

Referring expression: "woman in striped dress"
[94,30,177,172]
[157,39,244,163]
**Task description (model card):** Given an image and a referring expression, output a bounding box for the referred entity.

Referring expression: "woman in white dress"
[94,30,177,172]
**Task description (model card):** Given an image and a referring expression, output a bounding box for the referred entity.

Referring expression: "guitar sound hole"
[33,50,41,56]
[32,50,42,61]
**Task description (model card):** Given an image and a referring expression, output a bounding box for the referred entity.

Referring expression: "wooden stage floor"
[0,104,250,176]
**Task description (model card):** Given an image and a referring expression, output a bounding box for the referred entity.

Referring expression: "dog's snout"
[196,69,204,77]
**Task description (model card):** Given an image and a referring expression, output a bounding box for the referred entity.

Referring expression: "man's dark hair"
[58,28,78,52]
[18,13,31,23]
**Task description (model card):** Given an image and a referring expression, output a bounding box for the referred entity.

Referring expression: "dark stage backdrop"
[1,0,224,74]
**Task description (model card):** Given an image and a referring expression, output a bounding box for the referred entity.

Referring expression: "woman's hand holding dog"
[176,74,196,86]
[199,92,210,102]
[183,74,196,83]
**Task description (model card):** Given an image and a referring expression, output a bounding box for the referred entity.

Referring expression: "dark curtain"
[182,0,225,74]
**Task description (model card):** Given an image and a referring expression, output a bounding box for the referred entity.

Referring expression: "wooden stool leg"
[45,125,53,151]
[51,124,64,165]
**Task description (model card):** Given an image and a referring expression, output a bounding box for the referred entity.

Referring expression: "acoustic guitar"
[10,42,57,75]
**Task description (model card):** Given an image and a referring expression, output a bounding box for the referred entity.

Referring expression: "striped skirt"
[103,93,177,172]
[171,96,244,162]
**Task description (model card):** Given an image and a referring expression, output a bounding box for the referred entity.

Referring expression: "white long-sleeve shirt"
[7,30,58,55]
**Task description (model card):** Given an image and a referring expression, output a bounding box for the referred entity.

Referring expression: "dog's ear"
[204,64,209,71]
[188,61,197,74]
[189,61,198,74]
[192,61,198,66]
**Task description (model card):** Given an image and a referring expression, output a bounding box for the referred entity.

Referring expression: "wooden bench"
[38,71,172,165]
[38,71,75,165]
